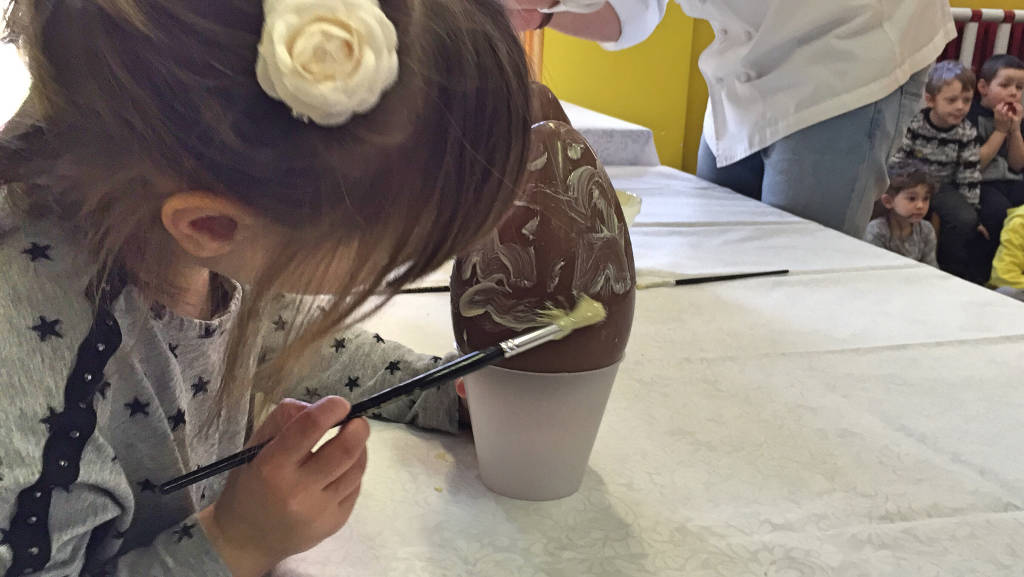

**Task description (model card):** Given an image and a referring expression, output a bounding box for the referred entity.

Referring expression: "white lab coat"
[603,0,957,167]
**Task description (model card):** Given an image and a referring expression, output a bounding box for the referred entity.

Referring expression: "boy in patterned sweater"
[891,60,985,281]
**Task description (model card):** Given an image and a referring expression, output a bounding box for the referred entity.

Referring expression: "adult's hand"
[505,0,556,31]
[504,0,623,43]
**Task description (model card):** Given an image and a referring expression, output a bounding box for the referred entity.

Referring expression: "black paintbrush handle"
[159,345,505,495]
[401,270,791,294]
[397,285,451,294]
[672,269,788,285]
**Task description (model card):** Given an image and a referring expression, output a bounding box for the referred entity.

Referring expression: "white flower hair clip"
[256,0,399,127]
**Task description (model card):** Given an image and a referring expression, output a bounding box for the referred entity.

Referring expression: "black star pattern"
[430,356,443,364]
[22,242,52,262]
[172,522,196,543]
[0,528,8,545]
[344,376,361,392]
[200,487,207,502]
[168,343,179,358]
[168,408,186,432]
[111,455,118,463]
[258,350,269,365]
[331,337,347,353]
[272,315,288,332]
[30,315,63,341]
[136,478,158,493]
[113,529,128,540]
[150,301,167,321]
[373,333,386,344]
[199,325,217,339]
[370,411,385,419]
[191,376,210,397]
[98,380,111,399]
[40,406,62,432]
[304,387,322,402]
[124,397,150,417]
[385,360,401,375]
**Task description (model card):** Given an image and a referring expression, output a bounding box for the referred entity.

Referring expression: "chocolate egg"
[451,121,636,373]
[530,82,571,125]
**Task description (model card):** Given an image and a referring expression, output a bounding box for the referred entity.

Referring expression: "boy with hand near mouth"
[967,54,1024,280]
[891,60,983,281]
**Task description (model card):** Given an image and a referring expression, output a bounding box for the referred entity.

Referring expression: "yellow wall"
[544,1,1018,174]
[541,6,693,169]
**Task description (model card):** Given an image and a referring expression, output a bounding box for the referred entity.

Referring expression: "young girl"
[0,0,531,575]
[863,161,939,267]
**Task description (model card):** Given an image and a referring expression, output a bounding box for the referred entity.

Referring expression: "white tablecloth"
[563,103,660,167]
[275,170,1024,574]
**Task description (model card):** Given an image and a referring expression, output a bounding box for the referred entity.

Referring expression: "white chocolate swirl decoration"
[457,130,632,331]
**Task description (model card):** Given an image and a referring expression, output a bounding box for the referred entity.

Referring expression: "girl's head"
[2,0,531,395]
[882,162,934,224]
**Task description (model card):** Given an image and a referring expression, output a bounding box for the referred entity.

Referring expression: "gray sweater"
[863,217,939,267]
[0,217,458,576]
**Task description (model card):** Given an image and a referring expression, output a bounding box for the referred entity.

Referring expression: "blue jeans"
[697,66,929,238]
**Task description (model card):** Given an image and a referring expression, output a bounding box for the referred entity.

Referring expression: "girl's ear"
[880,193,896,210]
[160,191,255,259]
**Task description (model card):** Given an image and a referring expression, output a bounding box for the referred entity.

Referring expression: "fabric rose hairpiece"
[256,0,399,127]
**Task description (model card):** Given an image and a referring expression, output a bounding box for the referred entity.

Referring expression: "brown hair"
[885,160,936,199]
[979,53,1024,84]
[926,60,976,96]
[1,0,531,411]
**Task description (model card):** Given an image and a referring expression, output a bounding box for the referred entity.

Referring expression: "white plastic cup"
[464,362,619,501]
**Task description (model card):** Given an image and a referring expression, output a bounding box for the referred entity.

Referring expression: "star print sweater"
[0,218,459,577]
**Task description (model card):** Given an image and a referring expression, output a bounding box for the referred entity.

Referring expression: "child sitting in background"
[864,161,938,267]
[990,205,1024,302]
[967,54,1024,281]
[891,60,984,280]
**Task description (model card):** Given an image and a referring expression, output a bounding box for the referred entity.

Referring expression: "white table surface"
[564,102,660,167]
[276,165,1024,576]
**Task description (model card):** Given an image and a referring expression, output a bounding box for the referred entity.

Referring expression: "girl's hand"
[199,397,370,577]
[978,223,991,241]
[455,378,471,427]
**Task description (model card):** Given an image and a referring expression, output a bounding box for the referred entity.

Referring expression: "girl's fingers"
[262,396,353,465]
[303,418,371,487]
[324,447,368,501]
[247,398,309,447]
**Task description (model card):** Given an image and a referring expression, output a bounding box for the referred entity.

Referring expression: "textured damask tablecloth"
[563,103,660,167]
[275,166,1024,576]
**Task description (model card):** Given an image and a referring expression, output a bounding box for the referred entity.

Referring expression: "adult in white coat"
[508,0,956,237]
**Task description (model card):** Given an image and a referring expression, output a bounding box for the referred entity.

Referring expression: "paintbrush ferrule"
[500,324,563,358]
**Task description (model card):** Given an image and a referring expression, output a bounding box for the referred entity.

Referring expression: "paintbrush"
[158,296,608,495]
[398,269,790,294]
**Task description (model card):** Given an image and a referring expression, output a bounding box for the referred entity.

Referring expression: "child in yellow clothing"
[990,205,1024,301]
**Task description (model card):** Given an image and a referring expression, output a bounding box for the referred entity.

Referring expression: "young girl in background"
[863,161,939,267]
[0,0,531,575]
